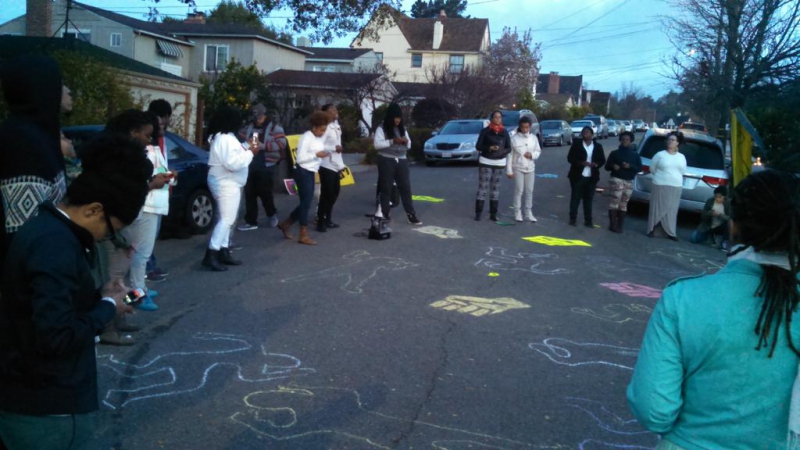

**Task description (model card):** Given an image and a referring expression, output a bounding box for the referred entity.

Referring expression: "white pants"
[121,211,160,291]
[209,179,242,251]
[512,169,535,213]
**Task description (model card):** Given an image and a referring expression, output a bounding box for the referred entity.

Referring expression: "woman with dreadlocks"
[627,170,800,449]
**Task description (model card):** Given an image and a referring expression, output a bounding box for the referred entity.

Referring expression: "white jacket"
[295,130,324,172]
[506,132,541,175]
[143,144,177,216]
[320,120,345,172]
[208,132,254,187]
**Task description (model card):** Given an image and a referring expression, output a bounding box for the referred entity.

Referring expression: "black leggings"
[377,157,414,218]
[243,167,276,225]
[317,167,341,222]
[569,177,596,222]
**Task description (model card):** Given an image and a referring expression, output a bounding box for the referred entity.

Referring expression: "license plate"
[441,152,452,158]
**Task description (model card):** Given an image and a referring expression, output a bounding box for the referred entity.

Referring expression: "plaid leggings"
[608,177,633,211]
[476,166,504,201]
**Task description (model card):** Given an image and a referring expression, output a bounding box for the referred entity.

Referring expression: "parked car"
[583,115,608,139]
[62,125,216,234]
[607,119,620,137]
[570,120,596,138]
[540,120,573,147]
[630,128,728,212]
[490,110,541,145]
[679,122,708,133]
[620,120,632,132]
[633,119,647,131]
[423,119,486,165]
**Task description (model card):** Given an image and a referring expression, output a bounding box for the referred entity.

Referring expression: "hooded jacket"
[0,55,67,273]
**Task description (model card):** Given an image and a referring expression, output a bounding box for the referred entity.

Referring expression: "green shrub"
[408,127,434,161]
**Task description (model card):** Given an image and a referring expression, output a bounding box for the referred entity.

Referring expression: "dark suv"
[489,110,541,145]
[63,126,215,234]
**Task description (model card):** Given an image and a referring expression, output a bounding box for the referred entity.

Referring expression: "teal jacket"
[627,258,799,450]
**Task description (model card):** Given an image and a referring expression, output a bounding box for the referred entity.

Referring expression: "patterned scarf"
[488,122,504,134]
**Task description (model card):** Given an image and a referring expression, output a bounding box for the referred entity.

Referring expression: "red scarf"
[489,122,504,134]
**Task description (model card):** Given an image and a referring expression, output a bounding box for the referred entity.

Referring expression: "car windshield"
[608,120,616,125]
[584,117,601,126]
[572,121,593,128]
[541,122,561,130]
[439,121,484,135]
[500,112,520,128]
[639,135,724,170]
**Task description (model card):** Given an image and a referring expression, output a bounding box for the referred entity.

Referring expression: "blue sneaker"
[148,289,158,298]
[135,295,159,311]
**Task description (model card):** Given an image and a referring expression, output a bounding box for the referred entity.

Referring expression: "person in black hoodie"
[0,133,152,449]
[604,131,642,233]
[0,55,67,277]
[475,111,512,221]
[567,126,606,227]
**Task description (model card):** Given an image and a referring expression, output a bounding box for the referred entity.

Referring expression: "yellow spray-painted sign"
[522,236,592,247]
[412,195,445,203]
[286,134,354,186]
[430,295,530,317]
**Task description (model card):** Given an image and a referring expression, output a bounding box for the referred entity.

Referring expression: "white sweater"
[651,150,687,187]
[295,130,324,172]
[208,132,254,187]
[142,144,177,216]
[506,132,541,175]
[320,120,345,172]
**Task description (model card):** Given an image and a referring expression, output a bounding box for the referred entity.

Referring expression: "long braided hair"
[730,170,800,357]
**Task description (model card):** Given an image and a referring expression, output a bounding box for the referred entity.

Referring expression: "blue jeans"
[290,167,316,226]
[691,223,728,245]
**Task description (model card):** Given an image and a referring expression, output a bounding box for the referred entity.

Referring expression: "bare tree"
[349,64,398,134]
[484,27,542,103]
[664,0,800,132]
[424,64,508,119]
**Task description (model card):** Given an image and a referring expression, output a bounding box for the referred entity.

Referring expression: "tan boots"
[298,226,316,245]
[278,217,316,245]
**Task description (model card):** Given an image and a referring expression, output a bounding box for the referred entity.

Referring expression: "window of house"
[449,55,464,73]
[204,45,229,72]
[110,33,121,47]
[375,52,383,62]
[313,65,336,72]
[63,29,90,43]
[411,54,422,68]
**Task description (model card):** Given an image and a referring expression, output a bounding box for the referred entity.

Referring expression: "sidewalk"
[342,153,374,174]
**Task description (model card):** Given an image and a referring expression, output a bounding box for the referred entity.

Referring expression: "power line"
[541,46,672,64]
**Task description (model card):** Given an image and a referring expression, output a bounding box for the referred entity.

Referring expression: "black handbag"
[368,216,391,240]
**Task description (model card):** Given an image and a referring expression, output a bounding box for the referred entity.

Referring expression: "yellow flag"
[286,134,354,186]
[730,109,753,187]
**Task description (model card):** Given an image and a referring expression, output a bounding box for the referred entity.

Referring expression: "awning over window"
[156,39,183,58]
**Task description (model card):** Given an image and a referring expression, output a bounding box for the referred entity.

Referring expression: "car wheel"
[559,137,563,147]
[185,188,215,234]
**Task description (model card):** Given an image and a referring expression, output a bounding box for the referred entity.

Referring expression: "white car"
[570,120,596,138]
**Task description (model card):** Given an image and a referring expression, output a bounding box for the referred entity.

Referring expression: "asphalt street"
[94,132,725,450]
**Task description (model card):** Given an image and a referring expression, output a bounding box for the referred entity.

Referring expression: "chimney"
[438,9,447,19]
[26,0,53,37]
[547,72,560,94]
[185,11,206,24]
[297,36,310,47]
[432,15,444,50]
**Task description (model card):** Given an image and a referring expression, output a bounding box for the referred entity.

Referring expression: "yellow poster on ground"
[730,109,753,187]
[286,134,354,186]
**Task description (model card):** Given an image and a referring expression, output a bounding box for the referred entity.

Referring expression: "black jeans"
[243,167,276,225]
[569,176,596,223]
[318,167,341,222]
[377,156,414,218]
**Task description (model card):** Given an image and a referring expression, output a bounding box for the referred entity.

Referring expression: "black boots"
[608,210,618,232]
[219,247,242,266]
[616,210,626,233]
[202,249,228,272]
[489,200,499,222]
[475,200,484,221]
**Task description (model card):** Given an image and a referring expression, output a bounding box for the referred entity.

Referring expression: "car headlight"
[424,142,434,150]
[460,141,476,149]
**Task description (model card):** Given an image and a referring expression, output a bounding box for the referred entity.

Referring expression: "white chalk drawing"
[584,255,693,279]
[648,250,724,273]
[571,304,653,324]
[430,295,531,317]
[529,338,639,370]
[98,332,314,409]
[599,283,663,299]
[414,225,463,239]
[231,385,563,449]
[577,441,653,450]
[475,247,572,276]
[565,398,649,436]
[280,250,418,294]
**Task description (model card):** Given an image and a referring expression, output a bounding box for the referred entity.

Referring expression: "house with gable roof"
[536,71,585,107]
[351,5,490,83]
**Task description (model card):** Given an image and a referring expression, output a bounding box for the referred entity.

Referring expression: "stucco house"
[351,6,490,83]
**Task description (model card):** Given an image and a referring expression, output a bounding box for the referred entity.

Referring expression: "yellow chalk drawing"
[522,236,592,247]
[430,295,530,317]
[488,272,500,277]
[231,384,562,449]
[412,195,445,203]
[414,226,462,239]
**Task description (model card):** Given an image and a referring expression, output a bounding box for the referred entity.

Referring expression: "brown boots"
[278,217,316,245]
[608,209,626,233]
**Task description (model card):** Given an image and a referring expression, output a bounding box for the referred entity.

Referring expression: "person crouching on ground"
[278,111,331,245]
[604,131,642,233]
[203,106,258,271]
[567,126,606,227]
[475,111,512,222]
[506,116,541,223]
[691,186,730,250]
[0,134,151,449]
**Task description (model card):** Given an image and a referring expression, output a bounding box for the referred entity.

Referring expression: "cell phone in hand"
[122,288,146,305]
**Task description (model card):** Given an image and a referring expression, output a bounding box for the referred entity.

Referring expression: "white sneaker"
[526,211,537,222]
[514,210,523,222]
